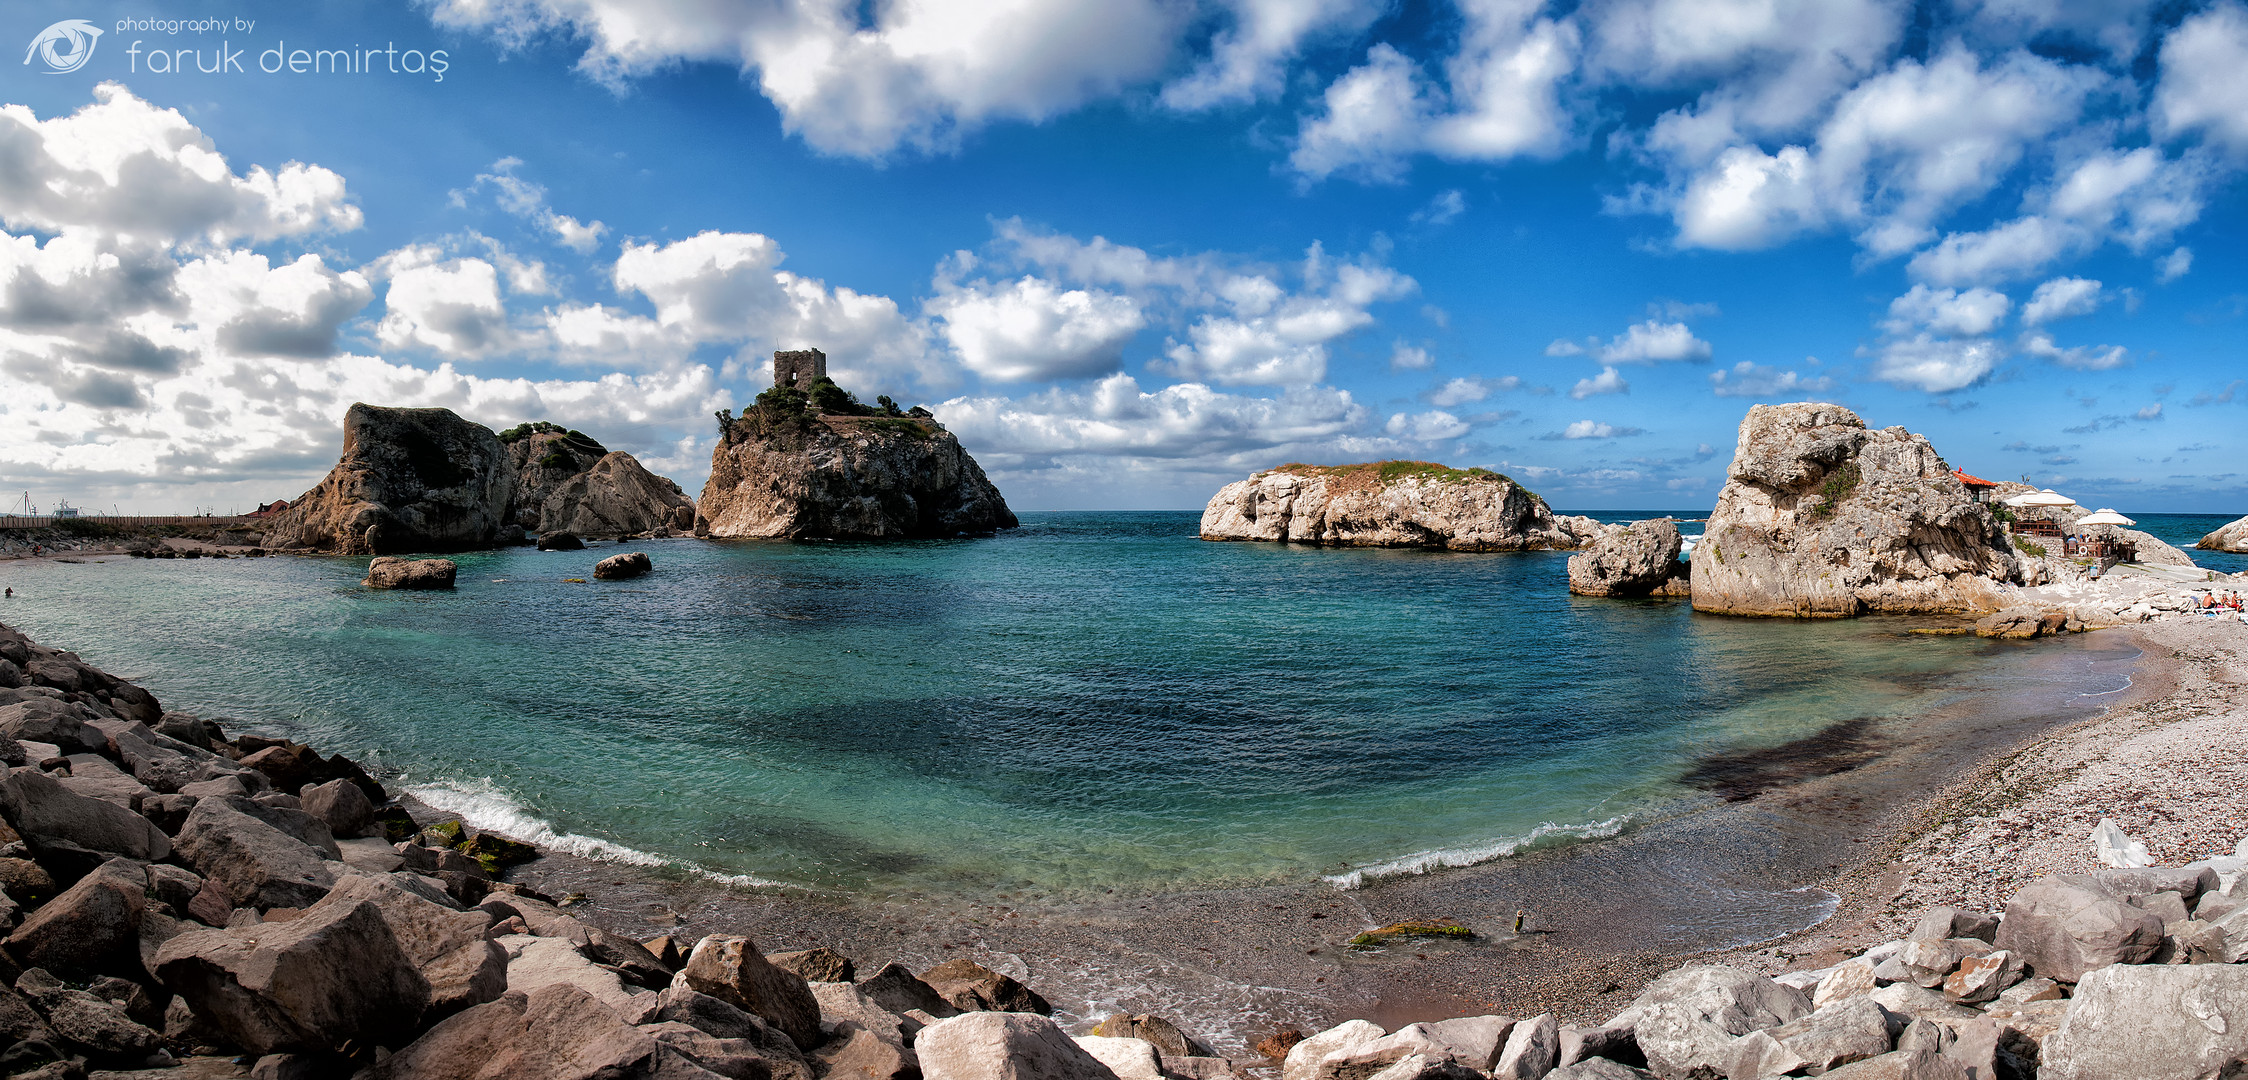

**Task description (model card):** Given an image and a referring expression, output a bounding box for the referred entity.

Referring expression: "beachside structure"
[773,348,826,388]
[1952,468,2000,504]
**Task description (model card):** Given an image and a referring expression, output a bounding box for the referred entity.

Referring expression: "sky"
[1,0,2243,515]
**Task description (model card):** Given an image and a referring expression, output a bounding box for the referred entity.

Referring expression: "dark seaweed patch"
[1681,717,1882,801]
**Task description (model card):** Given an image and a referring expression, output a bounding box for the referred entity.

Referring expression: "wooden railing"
[0,515,257,529]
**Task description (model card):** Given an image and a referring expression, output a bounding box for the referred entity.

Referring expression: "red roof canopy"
[1952,468,1998,488]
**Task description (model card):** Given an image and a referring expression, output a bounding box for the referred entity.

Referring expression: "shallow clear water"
[0,511,2122,900]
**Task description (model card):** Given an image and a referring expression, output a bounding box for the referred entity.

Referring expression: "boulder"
[823,1023,922,1080]
[1361,1054,1485,1080]
[700,404,1016,539]
[364,983,668,1080]
[2088,864,2218,905]
[1313,1021,1498,1080]
[59,754,153,810]
[921,958,1051,1015]
[0,699,107,755]
[813,981,923,1047]
[423,938,509,1019]
[679,935,821,1048]
[296,779,374,839]
[859,961,958,1018]
[13,967,160,1063]
[3,858,147,978]
[2039,964,2248,1080]
[1548,1061,1654,1080]
[1608,965,1810,1080]
[1091,1013,1211,1060]
[153,897,430,1054]
[1076,1035,1165,1080]
[1878,938,1993,989]
[1721,996,1890,1078]
[1690,404,2022,616]
[0,767,171,869]
[1569,520,1686,597]
[1993,875,2165,982]
[646,1018,816,1080]
[1813,957,1879,1010]
[535,531,585,551]
[656,983,797,1045]
[320,874,490,965]
[2196,513,2248,553]
[1284,1022,1388,1080]
[1491,1013,1558,1080]
[1940,950,2024,1003]
[171,798,335,911]
[592,552,652,581]
[1816,1048,1971,1079]
[362,557,458,590]
[1200,463,1590,551]
[915,1011,1121,1080]
[260,404,515,555]
[1909,907,1999,944]
[495,934,657,1024]
[503,426,696,539]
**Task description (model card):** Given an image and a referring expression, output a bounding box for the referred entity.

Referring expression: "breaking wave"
[1322,814,1635,890]
[407,777,792,890]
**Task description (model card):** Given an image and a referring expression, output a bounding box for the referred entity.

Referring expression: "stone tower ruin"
[773,348,826,389]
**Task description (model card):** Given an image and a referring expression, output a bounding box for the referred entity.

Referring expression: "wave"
[1322,814,1635,890]
[406,777,794,890]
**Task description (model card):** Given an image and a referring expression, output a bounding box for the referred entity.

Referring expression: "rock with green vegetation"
[1691,403,2026,617]
[459,831,540,874]
[697,385,1016,541]
[1346,920,1476,948]
[1199,462,1600,551]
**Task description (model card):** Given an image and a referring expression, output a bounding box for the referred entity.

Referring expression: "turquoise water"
[2132,512,2248,574]
[0,511,2125,900]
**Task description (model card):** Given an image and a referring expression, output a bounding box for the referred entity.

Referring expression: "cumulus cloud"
[1598,320,1712,363]
[1424,374,1521,405]
[375,247,513,357]
[2020,277,2102,325]
[1884,285,2010,337]
[929,274,1143,382]
[2156,3,2248,155]
[1869,334,2003,393]
[455,158,608,253]
[1389,342,1435,370]
[1544,338,1586,357]
[938,373,1369,459]
[1161,0,1385,111]
[1706,360,1835,398]
[2021,331,2127,370]
[1570,366,1629,398]
[1386,409,1471,440]
[2158,246,2194,282]
[1543,419,1642,439]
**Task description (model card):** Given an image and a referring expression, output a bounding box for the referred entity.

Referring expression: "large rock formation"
[1199,462,1598,551]
[263,406,694,554]
[697,407,1016,540]
[500,423,696,538]
[2198,513,2248,553]
[1568,519,1690,597]
[1690,403,2025,617]
[261,405,512,555]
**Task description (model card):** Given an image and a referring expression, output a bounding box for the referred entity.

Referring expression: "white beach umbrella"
[2074,509,2136,527]
[2005,488,2078,508]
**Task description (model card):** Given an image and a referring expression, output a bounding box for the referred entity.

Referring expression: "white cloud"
[1554,419,1640,439]
[1160,0,1385,111]
[1884,284,2010,337]
[1598,320,1712,363]
[1544,338,1586,356]
[2158,246,2194,282]
[1870,334,2002,392]
[1389,342,1435,370]
[375,248,512,357]
[937,373,1368,459]
[0,83,362,244]
[929,274,1143,382]
[1706,360,1835,398]
[1411,189,1467,226]
[1570,366,1629,398]
[2021,331,2127,371]
[2020,277,2103,326]
[1289,45,1432,182]
[1586,0,1905,137]
[1671,145,1821,249]
[1425,374,1521,405]
[2156,2,2248,155]
[457,158,609,253]
[1385,409,1471,440]
[1907,148,2209,286]
[2135,402,2163,420]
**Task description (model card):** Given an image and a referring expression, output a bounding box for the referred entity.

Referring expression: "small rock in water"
[361,557,456,590]
[1346,920,1475,948]
[592,551,652,580]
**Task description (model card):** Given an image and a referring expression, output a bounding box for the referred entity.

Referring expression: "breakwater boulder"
[1691,403,2024,617]
[697,402,1016,540]
[1199,462,1598,551]
[1568,520,1689,597]
[263,406,694,555]
[363,557,457,590]
[593,552,651,580]
[2198,514,2248,553]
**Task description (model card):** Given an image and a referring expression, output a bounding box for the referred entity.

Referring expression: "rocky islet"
[1199,462,1600,551]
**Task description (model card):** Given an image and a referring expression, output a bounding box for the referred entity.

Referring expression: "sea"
[0,510,2230,906]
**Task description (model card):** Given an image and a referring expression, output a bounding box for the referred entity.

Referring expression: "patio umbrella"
[2074,509,2136,527]
[2004,489,2078,508]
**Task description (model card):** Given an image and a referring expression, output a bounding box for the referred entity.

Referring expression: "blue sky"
[1,0,2243,514]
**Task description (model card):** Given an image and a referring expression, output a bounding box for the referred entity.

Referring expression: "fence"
[0,515,257,530]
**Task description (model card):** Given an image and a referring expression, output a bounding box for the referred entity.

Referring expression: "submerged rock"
[1200,462,1597,551]
[1691,403,2024,617]
[698,403,1016,540]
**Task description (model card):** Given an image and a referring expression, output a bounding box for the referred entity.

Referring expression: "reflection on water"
[0,511,2130,900]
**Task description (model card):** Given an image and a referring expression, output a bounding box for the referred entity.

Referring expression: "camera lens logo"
[24,19,103,74]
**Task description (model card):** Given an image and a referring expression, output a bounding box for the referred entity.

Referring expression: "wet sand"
[482,624,2154,1057]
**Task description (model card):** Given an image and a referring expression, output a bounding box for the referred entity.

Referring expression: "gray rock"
[318,873,490,965]
[1419,1015,1515,1072]
[1690,403,2022,617]
[332,836,404,873]
[2040,963,2248,1079]
[153,897,429,1054]
[1817,1048,1971,1079]
[1556,1025,1640,1070]
[14,967,160,1062]
[0,699,107,755]
[1813,957,1880,1010]
[647,1018,817,1080]
[680,934,822,1050]
[921,958,1050,1016]
[261,404,515,555]
[1909,907,1999,944]
[1939,949,2024,1003]
[1546,1061,1653,1080]
[1198,465,1581,552]
[364,982,667,1080]
[1865,984,1978,1030]
[2134,889,2192,925]
[1313,1021,1496,1080]
[0,766,172,867]
[1282,1021,1386,1080]
[592,551,652,580]
[1568,519,1684,597]
[178,777,248,800]
[295,780,373,839]
[506,426,695,540]
[814,981,922,1047]
[535,530,585,551]
[915,1011,1124,1080]
[1361,1054,1486,1080]
[859,961,959,1019]
[821,1023,921,1080]
[1607,965,1809,1080]
[362,557,458,590]
[495,933,657,1024]
[104,721,235,794]
[3,858,148,978]
[1887,938,1993,989]
[701,405,1015,541]
[171,798,335,911]
[1492,1013,1557,1080]
[1993,874,2165,982]
[421,938,508,1020]
[2196,513,2248,553]
[1721,996,1890,1078]
[1076,1035,1164,1080]
[59,754,154,811]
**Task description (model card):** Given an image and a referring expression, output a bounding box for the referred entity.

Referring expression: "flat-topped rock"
[1201,462,1597,551]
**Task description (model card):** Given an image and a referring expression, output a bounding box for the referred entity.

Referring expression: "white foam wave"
[406,778,792,890]
[1322,815,1634,890]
